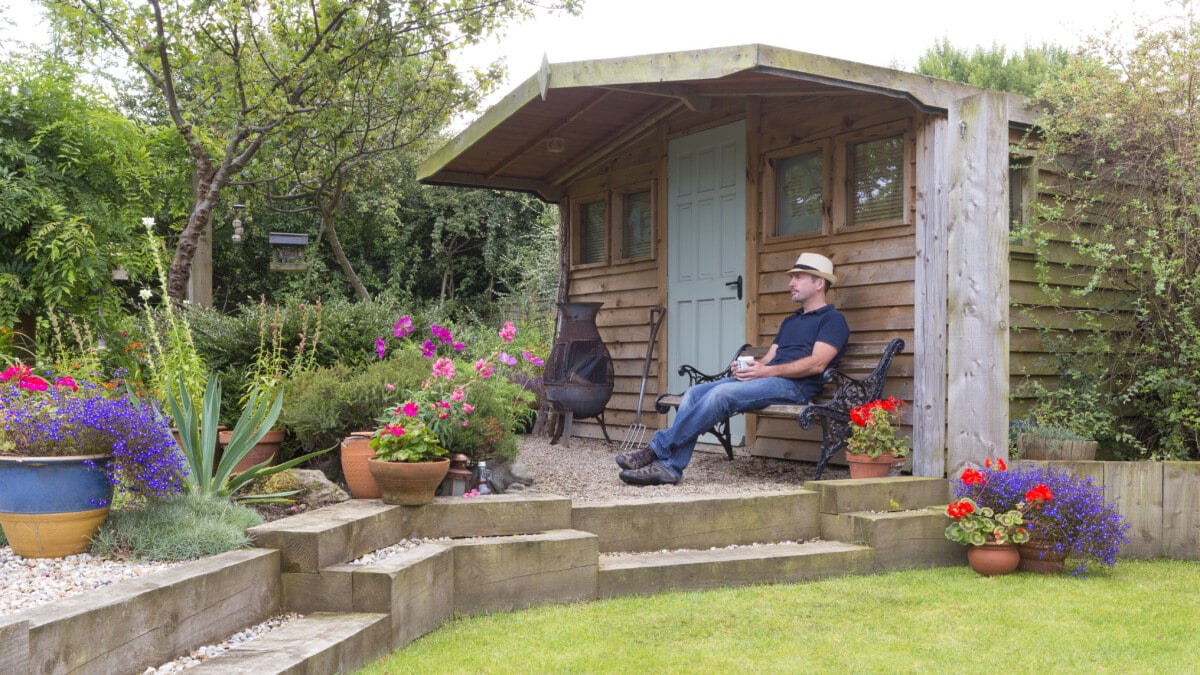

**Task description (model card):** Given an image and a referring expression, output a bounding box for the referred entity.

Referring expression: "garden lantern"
[441,453,472,497]
[268,232,309,272]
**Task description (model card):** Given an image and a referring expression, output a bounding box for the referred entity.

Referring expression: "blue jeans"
[649,376,810,479]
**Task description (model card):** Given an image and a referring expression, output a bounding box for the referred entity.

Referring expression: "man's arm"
[733,341,839,381]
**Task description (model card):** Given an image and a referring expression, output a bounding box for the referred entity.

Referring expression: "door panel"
[667,121,747,445]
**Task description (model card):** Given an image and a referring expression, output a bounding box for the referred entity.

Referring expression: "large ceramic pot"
[1018,537,1069,573]
[340,433,380,499]
[367,458,450,506]
[967,542,1021,576]
[219,429,284,473]
[845,452,904,479]
[0,454,114,558]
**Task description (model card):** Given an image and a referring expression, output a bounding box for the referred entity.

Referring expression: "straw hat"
[788,252,837,285]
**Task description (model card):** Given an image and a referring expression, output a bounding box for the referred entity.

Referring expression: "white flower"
[141,217,155,229]
[139,288,153,301]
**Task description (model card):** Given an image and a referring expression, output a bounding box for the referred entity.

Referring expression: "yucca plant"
[167,376,328,500]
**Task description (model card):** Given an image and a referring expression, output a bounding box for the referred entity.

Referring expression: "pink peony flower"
[54,376,79,392]
[462,404,475,413]
[19,376,48,391]
[403,402,419,417]
[385,383,395,392]
[451,388,465,402]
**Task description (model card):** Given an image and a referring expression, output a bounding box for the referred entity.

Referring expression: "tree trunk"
[322,209,370,301]
[168,193,217,301]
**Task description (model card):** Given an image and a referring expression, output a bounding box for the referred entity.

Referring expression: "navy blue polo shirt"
[769,304,850,398]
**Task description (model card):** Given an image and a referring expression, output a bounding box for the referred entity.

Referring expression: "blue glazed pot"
[0,454,113,558]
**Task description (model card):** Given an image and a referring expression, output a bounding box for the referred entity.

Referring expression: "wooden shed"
[419,44,1041,478]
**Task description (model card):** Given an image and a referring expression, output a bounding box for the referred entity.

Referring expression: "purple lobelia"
[950,458,1130,575]
[0,365,186,502]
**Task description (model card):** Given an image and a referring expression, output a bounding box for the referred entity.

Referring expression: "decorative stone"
[290,469,350,505]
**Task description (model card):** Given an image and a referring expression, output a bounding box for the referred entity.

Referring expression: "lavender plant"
[0,365,185,500]
[950,459,1130,575]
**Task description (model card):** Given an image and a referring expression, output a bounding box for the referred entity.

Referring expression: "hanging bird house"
[268,232,309,272]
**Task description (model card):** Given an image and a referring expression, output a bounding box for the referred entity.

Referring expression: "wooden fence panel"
[1163,462,1200,560]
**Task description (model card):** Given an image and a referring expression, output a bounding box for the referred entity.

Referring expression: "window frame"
[833,121,913,233]
[763,140,832,241]
[573,195,609,268]
[615,182,656,262]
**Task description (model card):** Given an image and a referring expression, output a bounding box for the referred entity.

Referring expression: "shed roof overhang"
[418,44,1039,201]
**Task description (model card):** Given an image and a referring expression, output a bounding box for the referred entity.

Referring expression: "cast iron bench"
[653,338,905,479]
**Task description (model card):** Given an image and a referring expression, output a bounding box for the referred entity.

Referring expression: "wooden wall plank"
[1163,462,1200,560]
[1104,461,1163,559]
[946,92,1009,475]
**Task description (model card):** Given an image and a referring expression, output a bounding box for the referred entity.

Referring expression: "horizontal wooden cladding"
[760,236,917,286]
[1009,305,1130,331]
[759,280,913,313]
[1009,257,1125,292]
[1011,281,1130,311]
[757,305,915,334]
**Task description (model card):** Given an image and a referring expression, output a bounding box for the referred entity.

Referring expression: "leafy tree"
[914,38,1071,95]
[1016,6,1200,459]
[43,0,579,302]
[0,56,167,331]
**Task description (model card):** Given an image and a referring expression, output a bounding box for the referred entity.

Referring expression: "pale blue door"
[667,121,748,445]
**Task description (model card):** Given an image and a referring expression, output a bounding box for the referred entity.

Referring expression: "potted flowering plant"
[366,419,450,506]
[948,457,1129,575]
[844,396,909,478]
[945,459,1055,575]
[0,365,186,557]
[363,317,542,502]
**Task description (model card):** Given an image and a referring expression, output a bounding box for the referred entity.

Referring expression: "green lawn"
[357,559,1200,673]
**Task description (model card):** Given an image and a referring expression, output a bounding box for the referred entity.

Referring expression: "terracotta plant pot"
[340,433,380,499]
[1018,537,1069,573]
[967,542,1021,576]
[367,458,450,506]
[219,429,283,473]
[0,454,114,558]
[845,452,904,479]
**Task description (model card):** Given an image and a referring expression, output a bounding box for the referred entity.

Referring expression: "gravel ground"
[515,433,847,503]
[0,431,843,667]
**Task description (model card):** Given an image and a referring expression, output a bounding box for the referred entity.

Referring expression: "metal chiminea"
[542,301,614,444]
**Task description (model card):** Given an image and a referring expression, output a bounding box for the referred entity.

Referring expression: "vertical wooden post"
[913,115,949,478]
[946,92,1009,476]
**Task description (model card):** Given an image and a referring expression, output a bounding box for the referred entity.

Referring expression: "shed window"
[580,200,607,264]
[776,151,824,236]
[621,190,652,259]
[849,135,904,225]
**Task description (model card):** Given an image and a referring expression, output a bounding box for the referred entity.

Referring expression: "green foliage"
[369,419,448,463]
[279,351,433,459]
[90,493,262,561]
[0,55,164,329]
[914,38,1071,95]
[1015,6,1200,459]
[45,0,580,301]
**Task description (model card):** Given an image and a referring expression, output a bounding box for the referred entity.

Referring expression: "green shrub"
[91,493,263,561]
[279,351,431,458]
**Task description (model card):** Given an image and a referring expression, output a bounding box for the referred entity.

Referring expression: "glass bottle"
[475,461,493,495]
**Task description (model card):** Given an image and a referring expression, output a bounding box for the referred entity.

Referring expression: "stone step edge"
[188,612,389,673]
[598,539,869,570]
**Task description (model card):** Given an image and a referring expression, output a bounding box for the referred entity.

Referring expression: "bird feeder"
[268,232,309,272]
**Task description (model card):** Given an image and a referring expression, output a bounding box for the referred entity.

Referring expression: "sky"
[1,0,1186,118]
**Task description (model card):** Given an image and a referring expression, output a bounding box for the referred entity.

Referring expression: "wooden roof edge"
[421,170,564,202]
[418,44,1042,183]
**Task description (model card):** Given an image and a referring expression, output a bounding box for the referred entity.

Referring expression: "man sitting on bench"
[615,252,850,486]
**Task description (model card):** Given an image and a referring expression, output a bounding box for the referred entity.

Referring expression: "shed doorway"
[666,120,748,446]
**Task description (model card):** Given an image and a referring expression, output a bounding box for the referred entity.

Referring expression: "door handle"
[725,275,743,300]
